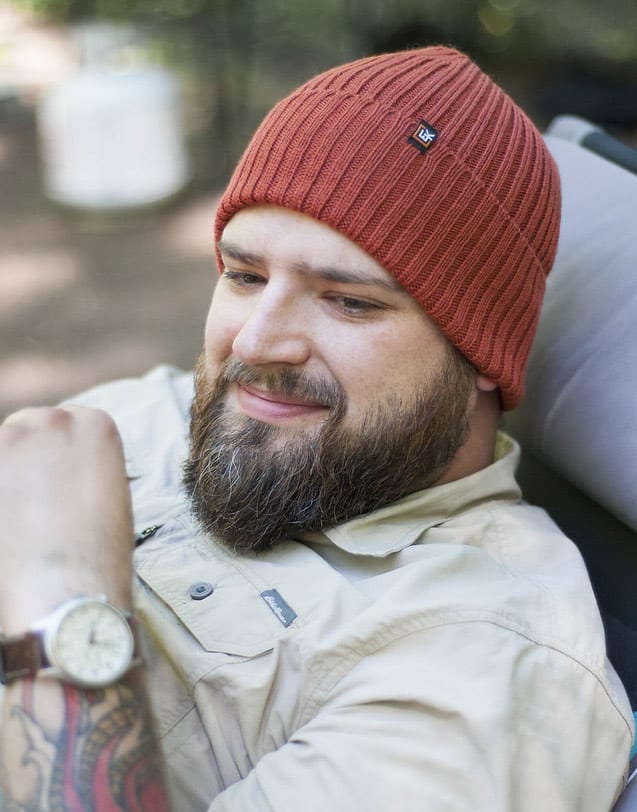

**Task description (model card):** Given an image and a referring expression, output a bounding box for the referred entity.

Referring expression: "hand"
[0,406,134,633]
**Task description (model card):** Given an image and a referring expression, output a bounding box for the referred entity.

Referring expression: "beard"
[182,349,475,555]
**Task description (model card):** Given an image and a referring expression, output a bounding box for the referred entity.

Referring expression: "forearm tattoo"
[1,675,170,811]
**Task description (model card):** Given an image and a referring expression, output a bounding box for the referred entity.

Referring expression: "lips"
[235,384,329,423]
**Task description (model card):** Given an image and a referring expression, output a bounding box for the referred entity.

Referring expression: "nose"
[231,284,312,368]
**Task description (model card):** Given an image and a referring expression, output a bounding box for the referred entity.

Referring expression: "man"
[0,46,632,811]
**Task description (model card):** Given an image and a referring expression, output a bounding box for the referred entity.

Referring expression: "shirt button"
[189,582,214,600]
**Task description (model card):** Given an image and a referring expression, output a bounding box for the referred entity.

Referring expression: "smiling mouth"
[235,384,330,423]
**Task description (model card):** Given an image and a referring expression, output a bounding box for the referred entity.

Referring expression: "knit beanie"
[215,46,561,409]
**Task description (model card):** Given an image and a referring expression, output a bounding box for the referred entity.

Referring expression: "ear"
[476,374,498,393]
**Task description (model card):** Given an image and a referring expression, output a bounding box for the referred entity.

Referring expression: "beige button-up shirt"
[69,365,633,811]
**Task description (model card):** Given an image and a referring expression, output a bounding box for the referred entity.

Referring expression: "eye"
[329,295,382,317]
[222,269,265,287]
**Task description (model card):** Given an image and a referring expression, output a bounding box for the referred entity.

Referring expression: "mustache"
[213,357,346,413]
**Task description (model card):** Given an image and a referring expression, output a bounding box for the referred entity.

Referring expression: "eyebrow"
[217,240,404,294]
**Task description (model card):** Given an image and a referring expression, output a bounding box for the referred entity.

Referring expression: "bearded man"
[0,47,632,812]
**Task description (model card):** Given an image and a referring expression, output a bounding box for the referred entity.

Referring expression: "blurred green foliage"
[11,0,637,183]
[15,0,637,62]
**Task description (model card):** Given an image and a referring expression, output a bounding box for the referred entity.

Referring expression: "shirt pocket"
[135,532,296,662]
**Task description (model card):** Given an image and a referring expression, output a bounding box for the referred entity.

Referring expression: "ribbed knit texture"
[215,47,561,409]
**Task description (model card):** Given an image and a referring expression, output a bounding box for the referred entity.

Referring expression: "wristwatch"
[0,596,139,688]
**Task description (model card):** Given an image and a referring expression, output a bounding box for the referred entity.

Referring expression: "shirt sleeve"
[208,620,631,812]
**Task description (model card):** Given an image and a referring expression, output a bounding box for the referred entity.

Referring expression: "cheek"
[335,324,448,416]
[203,294,239,368]
[328,330,405,412]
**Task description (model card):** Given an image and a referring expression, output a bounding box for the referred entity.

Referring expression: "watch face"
[46,599,134,688]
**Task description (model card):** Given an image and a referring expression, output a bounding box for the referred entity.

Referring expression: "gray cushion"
[505,135,637,531]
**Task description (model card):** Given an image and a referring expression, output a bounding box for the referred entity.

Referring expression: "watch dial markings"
[51,600,134,687]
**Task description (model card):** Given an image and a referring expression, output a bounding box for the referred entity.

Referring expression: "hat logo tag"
[408,120,440,154]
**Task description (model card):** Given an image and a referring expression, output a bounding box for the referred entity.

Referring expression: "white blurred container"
[37,23,190,210]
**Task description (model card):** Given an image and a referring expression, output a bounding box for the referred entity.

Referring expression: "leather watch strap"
[0,632,48,684]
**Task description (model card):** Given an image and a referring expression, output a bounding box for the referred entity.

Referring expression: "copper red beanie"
[215,46,561,409]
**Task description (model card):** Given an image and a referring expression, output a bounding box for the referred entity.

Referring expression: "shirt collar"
[297,432,521,557]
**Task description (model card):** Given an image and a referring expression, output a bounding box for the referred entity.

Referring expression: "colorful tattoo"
[1,675,170,811]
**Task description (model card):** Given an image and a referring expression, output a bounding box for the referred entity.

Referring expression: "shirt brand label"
[261,589,297,628]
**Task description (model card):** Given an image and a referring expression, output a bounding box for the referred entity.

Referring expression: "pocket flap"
[136,538,292,657]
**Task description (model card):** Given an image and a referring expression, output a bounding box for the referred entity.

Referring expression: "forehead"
[219,205,404,291]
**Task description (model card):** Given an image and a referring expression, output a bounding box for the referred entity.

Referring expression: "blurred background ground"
[0,92,218,419]
[1,0,636,420]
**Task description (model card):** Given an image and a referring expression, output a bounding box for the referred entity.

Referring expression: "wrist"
[1,576,133,636]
